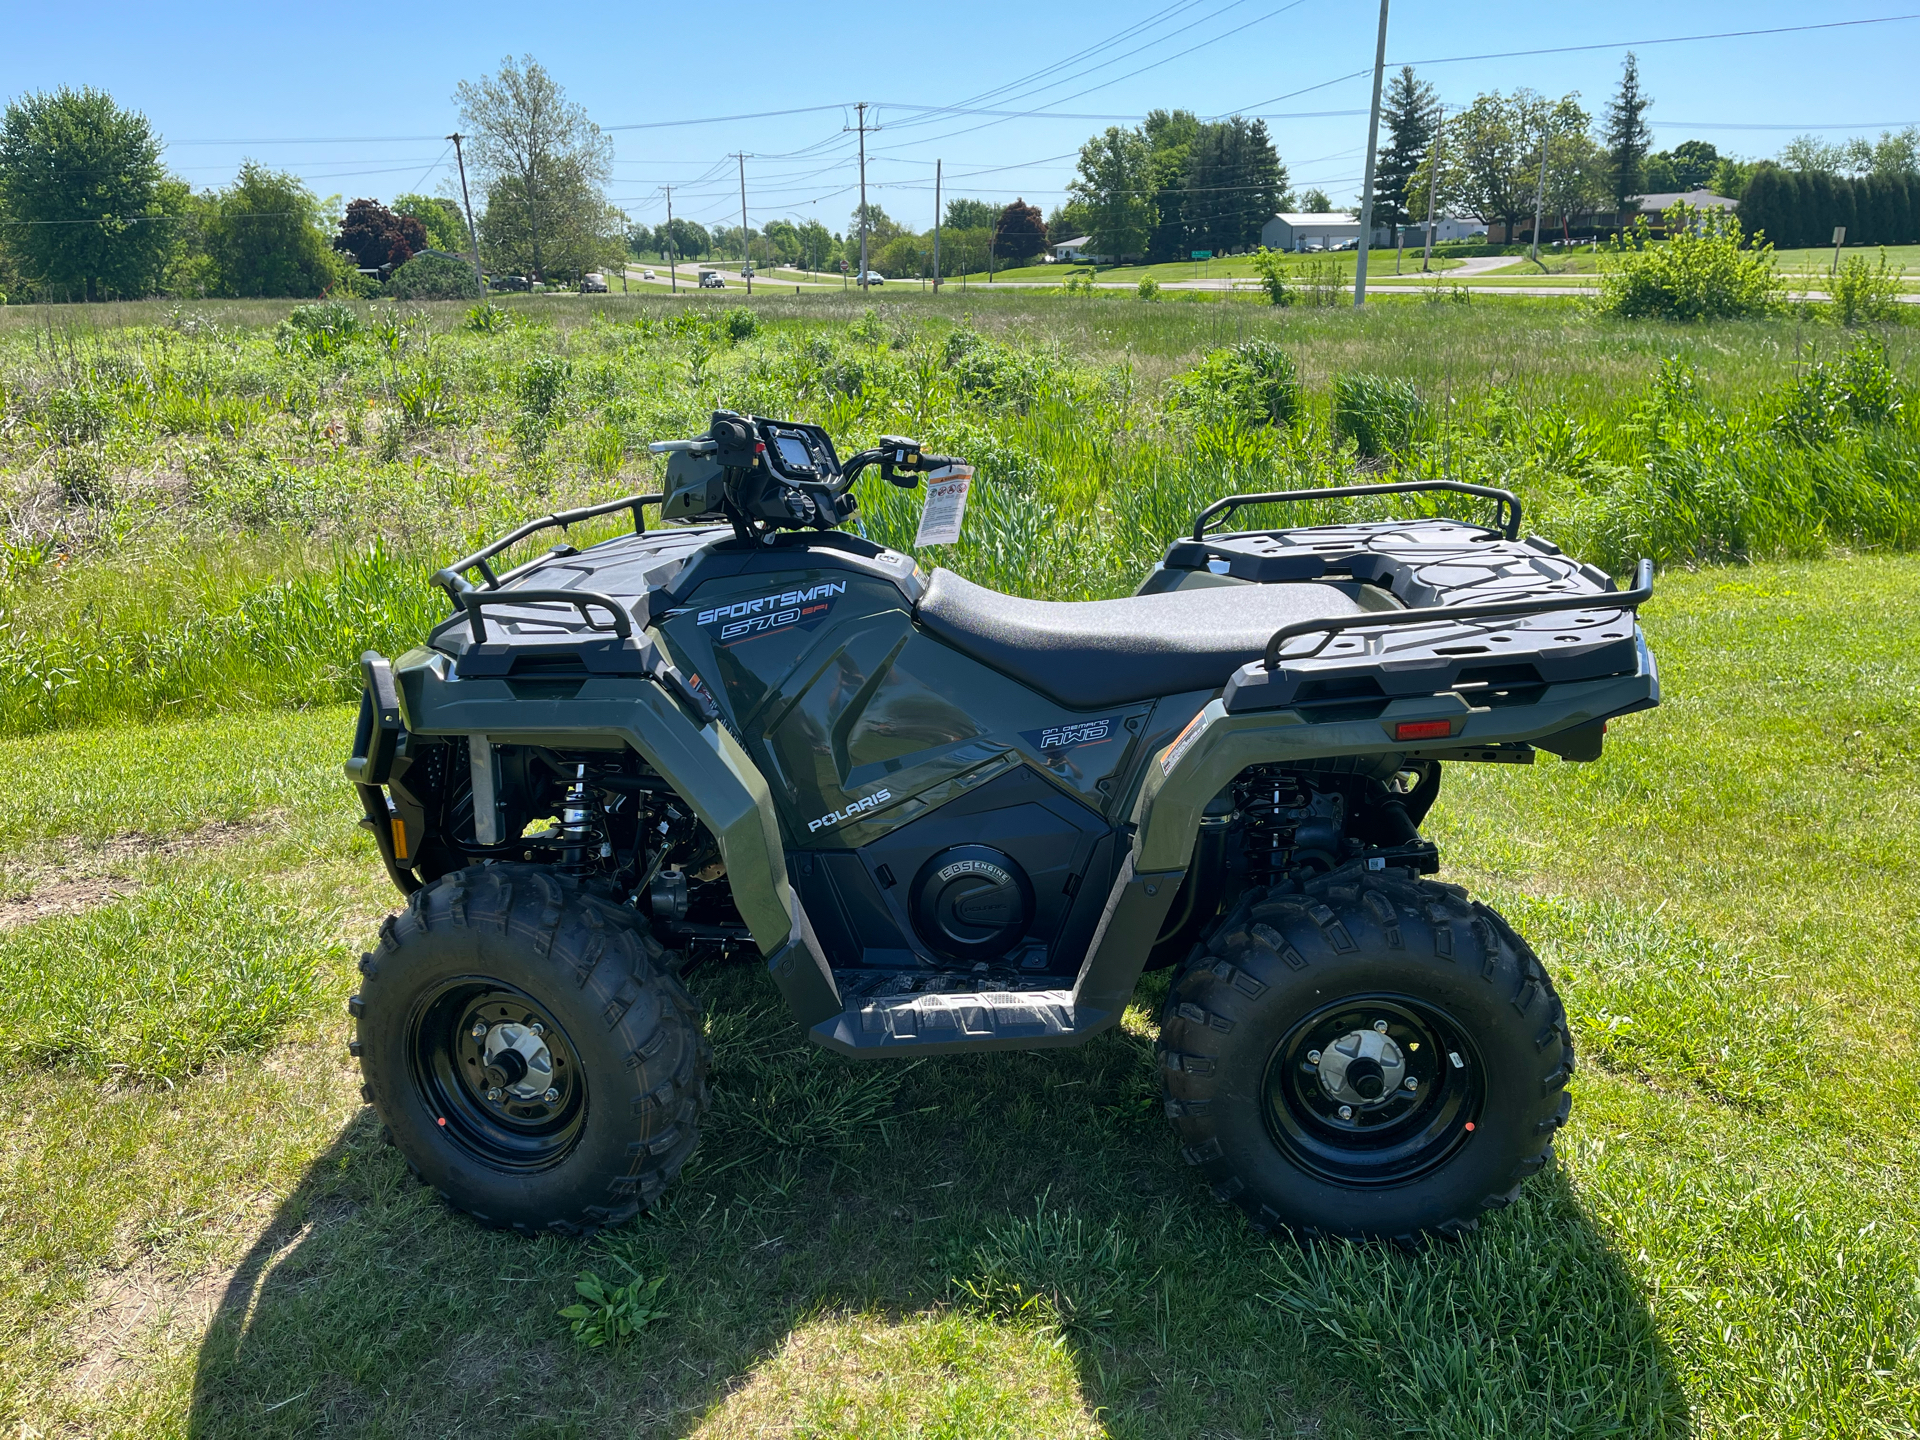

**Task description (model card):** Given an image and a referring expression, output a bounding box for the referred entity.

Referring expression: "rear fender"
[387,646,840,1025]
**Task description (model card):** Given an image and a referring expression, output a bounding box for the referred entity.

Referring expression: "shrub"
[720,306,757,344]
[1168,339,1301,429]
[1828,250,1906,328]
[387,252,482,301]
[1136,275,1161,301]
[464,300,512,333]
[1249,247,1289,306]
[1597,203,1783,321]
[1333,374,1425,457]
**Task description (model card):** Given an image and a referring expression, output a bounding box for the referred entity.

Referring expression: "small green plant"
[1136,275,1161,301]
[1597,204,1782,321]
[1249,247,1290,306]
[585,423,624,477]
[464,300,513,333]
[1828,249,1906,328]
[1062,269,1098,296]
[720,306,757,344]
[559,1263,668,1348]
[395,372,449,428]
[1333,373,1425,458]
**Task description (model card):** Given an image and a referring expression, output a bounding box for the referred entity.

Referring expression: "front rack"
[1191,479,1523,542]
[431,492,664,602]
[1262,559,1654,670]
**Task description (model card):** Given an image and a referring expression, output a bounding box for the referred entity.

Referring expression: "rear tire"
[349,864,709,1236]
[1159,868,1572,1244]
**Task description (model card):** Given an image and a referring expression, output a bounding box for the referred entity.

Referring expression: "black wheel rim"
[1262,994,1484,1187]
[406,978,587,1173]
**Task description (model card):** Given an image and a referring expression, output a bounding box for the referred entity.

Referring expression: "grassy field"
[950,246,1465,287]
[0,558,1915,1436]
[0,292,1916,1435]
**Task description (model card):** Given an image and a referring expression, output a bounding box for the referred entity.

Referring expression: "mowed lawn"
[1,557,1916,1438]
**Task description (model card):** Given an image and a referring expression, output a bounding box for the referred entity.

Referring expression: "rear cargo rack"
[458,589,634,645]
[1264,559,1654,669]
[431,492,664,602]
[1192,480,1522,542]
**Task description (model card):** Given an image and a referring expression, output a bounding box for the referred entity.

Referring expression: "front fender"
[389,646,840,1024]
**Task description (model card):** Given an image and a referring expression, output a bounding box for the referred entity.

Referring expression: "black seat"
[916,569,1367,709]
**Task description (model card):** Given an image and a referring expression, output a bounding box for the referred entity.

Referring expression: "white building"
[1260,213,1393,252]
[1051,235,1104,263]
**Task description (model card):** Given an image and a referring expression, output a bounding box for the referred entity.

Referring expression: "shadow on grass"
[187,963,1689,1438]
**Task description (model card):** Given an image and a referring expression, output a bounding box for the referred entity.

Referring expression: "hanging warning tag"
[914,464,974,547]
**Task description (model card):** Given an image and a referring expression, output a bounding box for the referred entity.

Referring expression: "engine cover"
[911,845,1033,962]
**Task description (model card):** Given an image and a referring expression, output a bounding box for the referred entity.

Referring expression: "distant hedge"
[1738,164,1920,249]
[387,252,482,301]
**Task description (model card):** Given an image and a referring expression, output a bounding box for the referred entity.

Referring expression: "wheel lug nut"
[530,1022,545,1036]
[544,1087,559,1103]
[1372,1020,1388,1033]
[1338,1104,1354,1120]
[486,1087,503,1102]
[1404,1076,1418,1091]
[1306,1049,1322,1064]
[471,1021,489,1040]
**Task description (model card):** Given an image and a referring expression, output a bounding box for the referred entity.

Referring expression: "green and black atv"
[344,410,1657,1243]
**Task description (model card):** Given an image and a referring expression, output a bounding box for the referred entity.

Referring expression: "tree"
[795,218,833,271]
[1376,67,1438,231]
[1300,188,1333,213]
[480,162,620,279]
[1844,126,1920,179]
[1778,134,1845,176]
[1432,90,1586,239]
[388,251,482,300]
[0,86,174,301]
[1046,199,1095,244]
[335,198,426,271]
[1707,157,1756,201]
[393,193,469,253]
[455,56,611,280]
[1142,108,1201,260]
[657,217,709,263]
[1069,128,1154,261]
[993,198,1046,261]
[201,162,350,298]
[1604,52,1653,208]
[943,197,998,230]
[1185,117,1287,253]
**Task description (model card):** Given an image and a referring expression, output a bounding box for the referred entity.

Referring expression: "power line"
[1391,12,1920,67]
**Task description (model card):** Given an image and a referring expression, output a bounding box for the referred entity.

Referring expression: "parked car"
[489,274,531,292]
[859,271,886,286]
[581,272,609,293]
[698,271,725,289]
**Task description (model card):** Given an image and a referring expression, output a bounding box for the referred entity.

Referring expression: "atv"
[344,410,1657,1242]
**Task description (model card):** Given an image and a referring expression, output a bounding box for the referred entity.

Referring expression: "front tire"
[349,864,709,1236]
[1159,869,1572,1244]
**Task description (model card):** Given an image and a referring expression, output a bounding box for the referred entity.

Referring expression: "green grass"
[951,246,1464,287]
[0,293,1914,738]
[0,558,1915,1435]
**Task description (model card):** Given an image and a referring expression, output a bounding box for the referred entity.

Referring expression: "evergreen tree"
[1376,67,1437,231]
[1185,116,1287,252]
[1604,52,1653,209]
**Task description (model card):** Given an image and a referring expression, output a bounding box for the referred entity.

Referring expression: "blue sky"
[2,2,1914,236]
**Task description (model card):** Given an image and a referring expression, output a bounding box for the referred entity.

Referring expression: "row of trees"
[1738,168,1920,249]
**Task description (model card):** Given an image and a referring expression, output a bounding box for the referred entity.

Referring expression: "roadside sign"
[1190,250,1213,260]
[1831,227,1846,245]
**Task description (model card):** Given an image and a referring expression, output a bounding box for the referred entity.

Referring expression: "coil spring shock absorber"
[1237,770,1312,886]
[559,763,609,872]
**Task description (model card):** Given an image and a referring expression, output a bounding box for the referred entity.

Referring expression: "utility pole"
[664,187,677,292]
[932,158,942,294]
[847,103,874,290]
[1352,0,1391,307]
[1422,105,1442,273]
[735,153,752,295]
[448,132,485,296]
[1530,111,1551,267]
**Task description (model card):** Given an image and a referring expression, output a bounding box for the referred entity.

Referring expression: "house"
[1260,213,1394,253]
[1632,189,1739,232]
[1051,235,1106,263]
[1402,215,1486,245]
